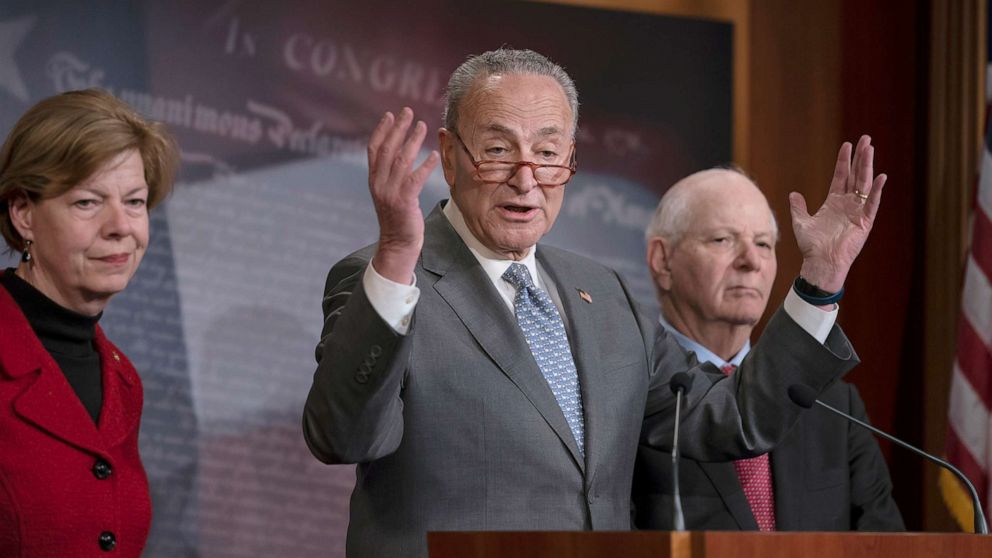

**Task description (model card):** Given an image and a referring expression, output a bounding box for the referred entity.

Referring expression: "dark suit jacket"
[0,277,151,557]
[303,202,860,557]
[633,368,904,531]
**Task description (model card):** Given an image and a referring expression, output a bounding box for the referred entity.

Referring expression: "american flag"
[941,51,992,530]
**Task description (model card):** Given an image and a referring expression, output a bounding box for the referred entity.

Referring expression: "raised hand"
[367,108,440,284]
[788,135,886,293]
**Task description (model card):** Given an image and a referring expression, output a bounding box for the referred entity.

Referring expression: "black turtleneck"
[1,268,103,423]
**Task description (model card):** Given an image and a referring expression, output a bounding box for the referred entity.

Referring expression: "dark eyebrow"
[538,126,563,137]
[123,185,149,197]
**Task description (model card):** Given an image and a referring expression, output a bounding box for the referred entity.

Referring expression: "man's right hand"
[367,107,440,284]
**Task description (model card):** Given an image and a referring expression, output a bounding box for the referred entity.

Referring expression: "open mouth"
[499,204,539,220]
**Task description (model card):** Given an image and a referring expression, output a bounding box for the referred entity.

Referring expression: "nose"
[101,200,134,238]
[506,163,539,193]
[735,242,762,271]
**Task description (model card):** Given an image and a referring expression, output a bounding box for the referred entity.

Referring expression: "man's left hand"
[789,135,886,293]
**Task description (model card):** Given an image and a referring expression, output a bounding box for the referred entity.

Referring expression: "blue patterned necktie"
[502,262,585,456]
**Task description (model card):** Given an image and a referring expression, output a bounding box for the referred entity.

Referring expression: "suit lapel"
[1,281,139,457]
[698,461,759,530]
[93,327,142,448]
[13,360,105,454]
[0,287,104,455]
[422,205,584,471]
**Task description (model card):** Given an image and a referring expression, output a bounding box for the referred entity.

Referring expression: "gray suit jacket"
[633,373,904,531]
[303,203,860,557]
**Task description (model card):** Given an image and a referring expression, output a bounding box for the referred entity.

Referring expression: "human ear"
[438,128,457,188]
[8,194,35,243]
[647,237,674,291]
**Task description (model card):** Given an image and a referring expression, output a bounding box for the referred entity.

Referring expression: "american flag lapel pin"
[577,289,592,304]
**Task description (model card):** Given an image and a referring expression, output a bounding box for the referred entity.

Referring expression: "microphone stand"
[813,397,988,535]
[671,388,686,532]
[789,384,988,535]
[669,372,694,532]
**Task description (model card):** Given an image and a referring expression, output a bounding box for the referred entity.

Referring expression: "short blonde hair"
[0,88,179,251]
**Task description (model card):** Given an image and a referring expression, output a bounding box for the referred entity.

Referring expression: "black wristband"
[793,276,844,305]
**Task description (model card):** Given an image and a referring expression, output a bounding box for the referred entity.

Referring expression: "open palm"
[789,135,886,293]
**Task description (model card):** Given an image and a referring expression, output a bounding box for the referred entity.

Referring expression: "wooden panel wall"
[547,0,981,531]
[922,0,984,532]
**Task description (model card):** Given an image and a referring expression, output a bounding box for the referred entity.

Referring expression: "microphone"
[788,384,989,535]
[669,372,694,532]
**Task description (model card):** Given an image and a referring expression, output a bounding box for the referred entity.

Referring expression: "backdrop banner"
[0,2,731,556]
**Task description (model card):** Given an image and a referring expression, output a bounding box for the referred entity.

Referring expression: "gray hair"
[645,166,778,245]
[442,48,579,135]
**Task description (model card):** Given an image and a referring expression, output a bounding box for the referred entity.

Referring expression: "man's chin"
[720,310,765,326]
[489,230,545,254]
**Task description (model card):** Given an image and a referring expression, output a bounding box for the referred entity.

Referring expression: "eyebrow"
[124,185,150,197]
[697,227,774,237]
[479,124,565,138]
[481,123,513,135]
[78,184,149,197]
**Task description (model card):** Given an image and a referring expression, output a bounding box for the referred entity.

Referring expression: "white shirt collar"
[442,199,542,309]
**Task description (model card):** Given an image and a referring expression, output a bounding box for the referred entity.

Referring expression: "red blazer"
[0,282,150,557]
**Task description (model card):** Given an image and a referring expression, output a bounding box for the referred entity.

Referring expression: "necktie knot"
[502,262,535,291]
[721,363,737,376]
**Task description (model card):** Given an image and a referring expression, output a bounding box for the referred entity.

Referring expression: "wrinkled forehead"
[686,176,776,233]
[458,73,574,138]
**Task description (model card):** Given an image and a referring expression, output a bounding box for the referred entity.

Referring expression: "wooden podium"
[428,531,992,558]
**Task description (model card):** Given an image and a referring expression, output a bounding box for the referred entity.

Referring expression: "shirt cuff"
[783,287,837,344]
[362,262,420,335]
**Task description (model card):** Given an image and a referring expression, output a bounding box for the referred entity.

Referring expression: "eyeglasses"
[454,133,577,187]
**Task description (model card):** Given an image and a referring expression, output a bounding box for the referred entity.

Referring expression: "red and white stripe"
[945,105,992,519]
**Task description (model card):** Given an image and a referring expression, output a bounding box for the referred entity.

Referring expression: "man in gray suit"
[633,168,904,531]
[303,48,887,557]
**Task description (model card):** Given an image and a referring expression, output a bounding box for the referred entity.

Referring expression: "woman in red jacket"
[0,89,178,557]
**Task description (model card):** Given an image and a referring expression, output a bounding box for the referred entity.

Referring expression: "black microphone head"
[669,372,694,395]
[787,384,817,409]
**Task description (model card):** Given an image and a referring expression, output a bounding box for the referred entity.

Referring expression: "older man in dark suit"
[633,168,904,531]
[302,48,888,557]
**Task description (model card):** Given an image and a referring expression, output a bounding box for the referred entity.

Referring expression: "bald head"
[646,168,778,246]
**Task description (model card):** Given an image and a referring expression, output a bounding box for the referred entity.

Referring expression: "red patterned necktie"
[721,363,777,531]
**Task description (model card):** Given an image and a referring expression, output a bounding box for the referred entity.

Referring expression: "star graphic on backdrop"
[0,15,36,102]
